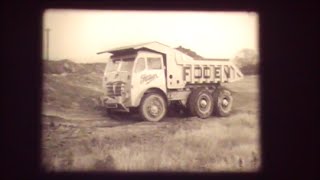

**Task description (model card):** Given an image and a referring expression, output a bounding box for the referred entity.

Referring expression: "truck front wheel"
[139,93,167,122]
[188,88,214,119]
[213,87,233,117]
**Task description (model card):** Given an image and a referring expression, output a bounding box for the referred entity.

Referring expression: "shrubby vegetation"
[43,59,105,75]
[231,49,259,75]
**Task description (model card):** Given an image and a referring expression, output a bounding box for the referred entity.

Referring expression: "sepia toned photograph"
[41,9,260,172]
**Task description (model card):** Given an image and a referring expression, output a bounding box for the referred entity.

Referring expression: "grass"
[107,112,260,172]
[43,111,260,172]
[42,73,103,112]
[42,75,261,172]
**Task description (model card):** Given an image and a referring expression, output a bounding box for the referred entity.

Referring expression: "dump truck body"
[98,41,243,121]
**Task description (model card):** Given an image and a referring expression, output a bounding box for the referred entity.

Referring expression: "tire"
[139,93,167,122]
[106,108,113,114]
[187,88,214,119]
[213,87,233,117]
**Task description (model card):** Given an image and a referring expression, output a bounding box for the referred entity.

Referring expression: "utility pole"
[45,28,50,60]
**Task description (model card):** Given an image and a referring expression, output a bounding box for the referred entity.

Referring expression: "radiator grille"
[106,82,123,97]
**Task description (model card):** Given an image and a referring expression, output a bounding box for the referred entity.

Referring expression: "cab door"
[131,53,166,107]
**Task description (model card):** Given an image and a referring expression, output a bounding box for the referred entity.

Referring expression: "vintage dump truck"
[97,42,243,121]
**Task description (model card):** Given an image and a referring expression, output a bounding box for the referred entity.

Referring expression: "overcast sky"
[42,9,258,63]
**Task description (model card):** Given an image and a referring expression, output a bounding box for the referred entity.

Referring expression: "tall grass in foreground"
[44,111,260,172]
[108,113,260,172]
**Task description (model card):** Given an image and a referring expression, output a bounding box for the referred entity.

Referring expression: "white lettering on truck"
[140,74,158,84]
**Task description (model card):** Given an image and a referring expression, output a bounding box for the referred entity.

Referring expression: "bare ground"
[41,75,261,172]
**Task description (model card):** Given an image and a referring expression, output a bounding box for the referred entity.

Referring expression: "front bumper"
[100,96,129,112]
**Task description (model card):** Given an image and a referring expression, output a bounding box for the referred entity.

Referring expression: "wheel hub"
[222,99,229,106]
[149,105,159,116]
[200,99,208,108]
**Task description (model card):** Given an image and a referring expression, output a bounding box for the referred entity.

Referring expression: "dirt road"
[42,75,260,172]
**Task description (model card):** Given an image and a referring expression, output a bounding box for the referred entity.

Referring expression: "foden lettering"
[182,65,234,82]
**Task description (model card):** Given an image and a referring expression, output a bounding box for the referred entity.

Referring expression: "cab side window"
[135,58,145,73]
[147,57,162,69]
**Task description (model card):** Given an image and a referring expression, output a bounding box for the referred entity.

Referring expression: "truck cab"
[101,50,166,113]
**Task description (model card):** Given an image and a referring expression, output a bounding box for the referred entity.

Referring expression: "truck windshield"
[106,57,135,72]
[119,57,134,72]
[106,59,120,72]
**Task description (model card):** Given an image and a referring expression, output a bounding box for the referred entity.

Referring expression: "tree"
[232,48,259,75]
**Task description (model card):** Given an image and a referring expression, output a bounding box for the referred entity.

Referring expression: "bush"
[43,59,105,75]
[232,49,259,75]
[240,64,259,75]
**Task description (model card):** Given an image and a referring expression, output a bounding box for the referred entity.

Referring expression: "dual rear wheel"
[139,87,233,122]
[187,87,233,118]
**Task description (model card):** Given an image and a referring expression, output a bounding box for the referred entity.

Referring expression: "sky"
[42,9,259,63]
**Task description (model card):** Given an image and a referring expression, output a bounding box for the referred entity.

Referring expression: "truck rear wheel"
[213,87,233,116]
[139,93,167,122]
[187,88,214,119]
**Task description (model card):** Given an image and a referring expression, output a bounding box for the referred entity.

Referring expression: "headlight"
[121,91,129,98]
[120,84,125,91]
